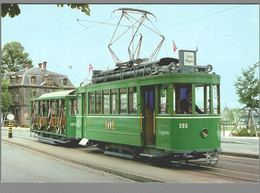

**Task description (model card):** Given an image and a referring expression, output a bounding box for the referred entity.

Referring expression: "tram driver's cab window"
[212,85,220,114]
[194,84,220,114]
[174,84,204,114]
[173,84,192,114]
[174,84,220,114]
[195,84,210,114]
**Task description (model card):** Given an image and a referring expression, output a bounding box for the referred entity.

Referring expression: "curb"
[221,151,259,159]
[221,141,254,145]
[2,138,164,183]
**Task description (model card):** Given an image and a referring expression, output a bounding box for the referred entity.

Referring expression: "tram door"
[143,86,155,145]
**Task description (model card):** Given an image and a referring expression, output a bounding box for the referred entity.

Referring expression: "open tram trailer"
[30,90,77,144]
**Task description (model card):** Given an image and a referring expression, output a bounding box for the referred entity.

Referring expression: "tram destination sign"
[184,51,195,66]
[179,50,197,72]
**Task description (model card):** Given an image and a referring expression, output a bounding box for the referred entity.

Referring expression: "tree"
[221,108,242,124]
[231,62,259,137]
[1,4,90,18]
[1,41,33,74]
[57,4,90,16]
[1,78,14,113]
[1,4,20,18]
[234,62,259,109]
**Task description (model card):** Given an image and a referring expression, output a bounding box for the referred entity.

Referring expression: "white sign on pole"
[7,113,15,121]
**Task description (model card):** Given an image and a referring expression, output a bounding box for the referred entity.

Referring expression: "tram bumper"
[165,147,222,163]
[206,151,220,165]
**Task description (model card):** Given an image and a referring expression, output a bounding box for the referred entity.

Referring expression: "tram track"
[170,160,259,183]
[189,157,259,174]
[2,131,259,183]
[219,156,259,166]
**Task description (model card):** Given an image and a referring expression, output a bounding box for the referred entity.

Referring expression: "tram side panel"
[154,118,172,150]
[85,116,143,147]
[155,117,220,152]
[80,83,144,147]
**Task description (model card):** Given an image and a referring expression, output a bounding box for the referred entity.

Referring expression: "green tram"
[30,90,78,144]
[30,50,221,165]
[75,50,221,165]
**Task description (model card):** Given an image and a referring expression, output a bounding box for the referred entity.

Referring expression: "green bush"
[232,127,259,137]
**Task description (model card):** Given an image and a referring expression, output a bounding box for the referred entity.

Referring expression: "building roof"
[3,66,75,88]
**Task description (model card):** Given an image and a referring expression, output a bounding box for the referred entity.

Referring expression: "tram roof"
[38,89,75,99]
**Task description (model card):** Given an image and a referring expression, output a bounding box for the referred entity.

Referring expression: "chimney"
[43,61,47,70]
[38,63,42,69]
[25,63,29,69]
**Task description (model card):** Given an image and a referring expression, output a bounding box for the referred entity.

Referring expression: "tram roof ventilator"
[92,50,214,84]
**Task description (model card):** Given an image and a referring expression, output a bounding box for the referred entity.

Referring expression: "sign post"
[7,113,15,138]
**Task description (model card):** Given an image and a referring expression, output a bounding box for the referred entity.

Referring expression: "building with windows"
[3,62,75,126]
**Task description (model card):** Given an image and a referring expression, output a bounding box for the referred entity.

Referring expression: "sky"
[1,4,259,109]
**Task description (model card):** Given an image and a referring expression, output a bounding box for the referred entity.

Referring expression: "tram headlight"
[201,129,208,138]
[170,62,178,71]
[207,64,213,72]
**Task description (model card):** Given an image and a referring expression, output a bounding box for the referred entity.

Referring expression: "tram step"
[104,151,134,159]
[37,136,68,144]
[139,153,161,158]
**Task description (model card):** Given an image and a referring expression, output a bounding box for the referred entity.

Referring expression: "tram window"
[88,92,94,114]
[69,99,76,115]
[84,94,87,114]
[129,87,137,114]
[31,101,37,125]
[96,91,101,114]
[59,99,66,128]
[213,85,220,114]
[33,101,38,120]
[120,88,127,114]
[60,99,66,117]
[51,101,56,117]
[195,85,210,114]
[103,90,110,114]
[111,89,118,114]
[174,84,191,114]
[40,101,46,117]
[158,85,168,114]
[77,95,82,114]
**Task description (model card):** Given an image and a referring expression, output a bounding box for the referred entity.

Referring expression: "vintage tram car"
[30,90,78,144]
[31,49,221,165]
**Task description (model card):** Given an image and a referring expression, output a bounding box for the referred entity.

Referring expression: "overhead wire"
[159,5,244,30]
[77,5,245,58]
[78,5,146,30]
[157,4,245,57]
